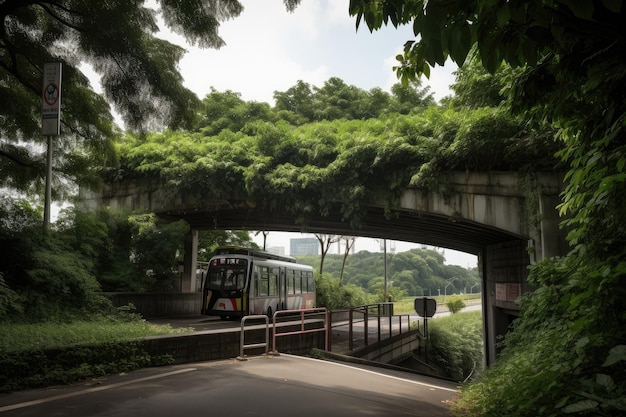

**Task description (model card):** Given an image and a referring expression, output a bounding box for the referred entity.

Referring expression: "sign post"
[42,63,62,229]
[414,297,437,360]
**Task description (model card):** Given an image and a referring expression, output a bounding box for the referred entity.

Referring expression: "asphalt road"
[0,354,459,417]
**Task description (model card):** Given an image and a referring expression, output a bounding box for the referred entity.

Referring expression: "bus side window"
[295,271,302,294]
[269,267,278,296]
[307,272,315,293]
[287,270,294,294]
[259,266,269,296]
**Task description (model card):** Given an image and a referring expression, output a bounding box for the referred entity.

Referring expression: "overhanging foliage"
[113,102,560,229]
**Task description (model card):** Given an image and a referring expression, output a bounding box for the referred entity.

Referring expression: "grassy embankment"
[0,317,193,392]
[0,319,192,353]
[393,293,482,314]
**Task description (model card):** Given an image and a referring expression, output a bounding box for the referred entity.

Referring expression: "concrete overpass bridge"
[84,170,568,365]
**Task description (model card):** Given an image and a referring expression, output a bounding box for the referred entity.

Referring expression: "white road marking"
[289,354,459,393]
[0,368,197,413]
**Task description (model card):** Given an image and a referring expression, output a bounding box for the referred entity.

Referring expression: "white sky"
[161,0,457,104]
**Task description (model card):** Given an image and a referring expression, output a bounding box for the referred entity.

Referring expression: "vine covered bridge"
[83,170,567,365]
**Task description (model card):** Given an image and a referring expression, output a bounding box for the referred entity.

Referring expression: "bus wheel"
[266,307,272,318]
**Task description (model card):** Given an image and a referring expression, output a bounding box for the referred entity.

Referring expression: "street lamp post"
[444,277,459,303]
[468,283,480,301]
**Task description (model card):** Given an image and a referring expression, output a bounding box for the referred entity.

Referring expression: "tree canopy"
[297,247,479,298]
[341,1,626,415]
[0,0,251,206]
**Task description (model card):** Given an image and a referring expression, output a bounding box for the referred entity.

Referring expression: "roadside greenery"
[0,315,191,354]
[0,310,192,392]
[394,294,481,315]
[345,1,626,416]
[446,297,466,314]
[420,310,484,382]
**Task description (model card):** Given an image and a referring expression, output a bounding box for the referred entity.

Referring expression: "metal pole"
[383,239,388,301]
[43,135,52,230]
[349,309,353,351]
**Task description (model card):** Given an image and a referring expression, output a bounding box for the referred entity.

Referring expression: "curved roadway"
[1,355,458,417]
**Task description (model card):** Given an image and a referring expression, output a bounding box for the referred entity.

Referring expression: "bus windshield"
[205,258,248,291]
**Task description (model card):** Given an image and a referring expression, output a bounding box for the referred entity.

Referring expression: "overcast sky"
[161,0,457,104]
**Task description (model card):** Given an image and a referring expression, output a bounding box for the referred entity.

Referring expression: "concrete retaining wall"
[349,330,421,365]
[140,325,326,364]
[103,292,203,318]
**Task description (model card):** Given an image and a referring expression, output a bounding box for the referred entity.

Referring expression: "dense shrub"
[0,341,173,392]
[422,310,484,382]
[315,273,371,309]
[452,257,626,416]
[446,297,466,314]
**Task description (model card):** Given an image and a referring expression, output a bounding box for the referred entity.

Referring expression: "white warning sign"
[42,62,62,135]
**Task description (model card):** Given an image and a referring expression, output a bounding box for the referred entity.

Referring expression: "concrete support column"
[181,229,199,293]
[539,194,568,260]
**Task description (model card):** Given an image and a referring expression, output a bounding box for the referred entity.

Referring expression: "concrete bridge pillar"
[181,228,199,293]
[538,194,568,260]
[483,239,532,364]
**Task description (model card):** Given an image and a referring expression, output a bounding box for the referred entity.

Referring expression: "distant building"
[266,246,285,256]
[290,238,319,255]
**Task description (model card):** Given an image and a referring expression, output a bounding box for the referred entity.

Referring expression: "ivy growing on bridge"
[113,103,560,229]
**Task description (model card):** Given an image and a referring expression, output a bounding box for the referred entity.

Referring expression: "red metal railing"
[272,307,329,352]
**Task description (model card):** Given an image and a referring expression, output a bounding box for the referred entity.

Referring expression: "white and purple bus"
[201,247,315,319]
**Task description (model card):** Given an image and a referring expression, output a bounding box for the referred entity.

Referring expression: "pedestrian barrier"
[328,303,412,352]
[238,314,269,360]
[272,308,329,353]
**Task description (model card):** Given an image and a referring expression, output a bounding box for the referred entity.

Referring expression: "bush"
[0,341,174,392]
[446,296,466,314]
[451,257,626,416]
[423,310,484,381]
[315,273,370,309]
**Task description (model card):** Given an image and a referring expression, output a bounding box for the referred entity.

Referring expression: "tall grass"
[423,310,484,381]
[393,294,482,314]
[0,319,192,353]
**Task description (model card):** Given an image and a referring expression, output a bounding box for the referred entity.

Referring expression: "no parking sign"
[42,62,62,135]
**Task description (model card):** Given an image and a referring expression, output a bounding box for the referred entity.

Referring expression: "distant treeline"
[295,247,480,297]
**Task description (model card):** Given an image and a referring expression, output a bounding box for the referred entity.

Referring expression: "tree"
[342,1,626,415]
[314,233,341,276]
[197,89,276,136]
[1,0,247,205]
[198,230,259,261]
[273,80,316,121]
[449,49,514,109]
[339,236,356,283]
[390,80,435,112]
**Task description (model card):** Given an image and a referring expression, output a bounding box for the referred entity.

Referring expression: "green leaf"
[575,336,589,349]
[496,4,510,27]
[563,399,599,413]
[603,345,626,367]
[565,1,595,20]
[595,373,614,389]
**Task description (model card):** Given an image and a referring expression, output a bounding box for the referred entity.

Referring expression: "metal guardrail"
[272,307,329,353]
[238,314,269,360]
[329,303,413,352]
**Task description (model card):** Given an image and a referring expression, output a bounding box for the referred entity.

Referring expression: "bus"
[200,247,315,319]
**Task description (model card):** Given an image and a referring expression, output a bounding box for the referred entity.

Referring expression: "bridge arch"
[85,170,567,364]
